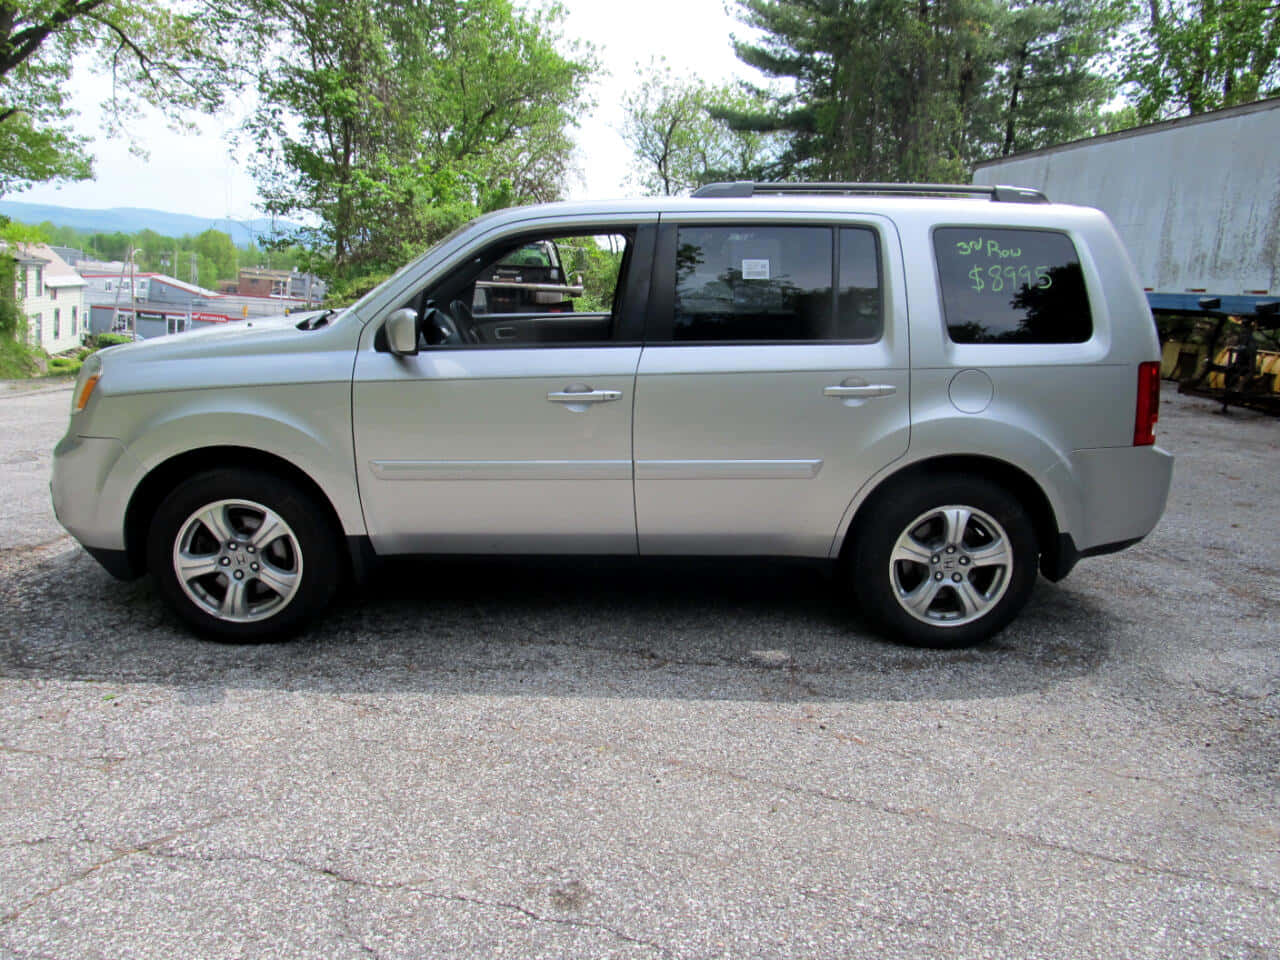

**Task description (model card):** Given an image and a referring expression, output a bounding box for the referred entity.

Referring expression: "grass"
[0,335,41,379]
[1,333,134,381]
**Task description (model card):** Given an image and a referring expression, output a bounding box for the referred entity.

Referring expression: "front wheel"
[848,475,1039,647]
[147,469,340,642]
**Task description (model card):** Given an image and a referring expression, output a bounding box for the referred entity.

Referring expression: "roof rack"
[691,181,1050,204]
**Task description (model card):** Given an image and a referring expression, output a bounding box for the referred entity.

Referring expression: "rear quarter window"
[933,227,1092,344]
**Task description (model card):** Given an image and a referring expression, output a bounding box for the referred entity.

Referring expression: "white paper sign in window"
[741,258,770,280]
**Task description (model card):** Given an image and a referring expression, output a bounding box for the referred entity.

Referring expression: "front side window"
[413,231,634,347]
[934,227,1092,344]
[671,225,882,342]
[34,266,42,295]
[53,308,60,338]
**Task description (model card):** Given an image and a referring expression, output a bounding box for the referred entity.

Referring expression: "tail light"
[1134,361,1160,446]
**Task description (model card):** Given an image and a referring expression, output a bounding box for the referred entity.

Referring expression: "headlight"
[72,355,103,414]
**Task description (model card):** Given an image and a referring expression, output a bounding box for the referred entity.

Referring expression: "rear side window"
[672,225,882,342]
[934,228,1092,344]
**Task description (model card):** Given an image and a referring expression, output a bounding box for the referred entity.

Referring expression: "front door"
[633,218,911,557]
[353,225,652,554]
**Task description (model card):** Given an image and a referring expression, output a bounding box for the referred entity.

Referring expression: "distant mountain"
[0,201,303,246]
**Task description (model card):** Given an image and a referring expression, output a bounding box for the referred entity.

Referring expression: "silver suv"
[51,182,1173,646]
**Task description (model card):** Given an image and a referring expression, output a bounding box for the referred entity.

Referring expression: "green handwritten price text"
[968,264,1051,293]
[954,237,1023,259]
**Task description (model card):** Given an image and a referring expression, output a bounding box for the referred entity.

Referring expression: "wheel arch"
[123,446,349,580]
[836,454,1068,580]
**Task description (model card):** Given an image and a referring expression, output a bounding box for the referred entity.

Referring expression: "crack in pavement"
[0,816,232,925]
[140,849,674,957]
[0,742,125,770]
[444,711,1280,900]
[588,741,1280,901]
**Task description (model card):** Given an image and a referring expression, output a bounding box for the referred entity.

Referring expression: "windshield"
[498,241,558,269]
[344,209,508,318]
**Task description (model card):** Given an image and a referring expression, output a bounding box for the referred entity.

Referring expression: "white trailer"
[973,97,1280,316]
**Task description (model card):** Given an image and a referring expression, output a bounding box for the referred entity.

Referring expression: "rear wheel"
[147,469,340,642]
[848,474,1038,647]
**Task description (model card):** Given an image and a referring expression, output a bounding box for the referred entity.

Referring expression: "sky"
[16,0,763,221]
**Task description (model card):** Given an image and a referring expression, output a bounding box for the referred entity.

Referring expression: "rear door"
[633,215,911,556]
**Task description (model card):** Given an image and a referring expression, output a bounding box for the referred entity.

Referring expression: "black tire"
[846,473,1039,648]
[147,468,340,642]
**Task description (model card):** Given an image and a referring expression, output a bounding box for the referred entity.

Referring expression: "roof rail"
[691,181,1049,204]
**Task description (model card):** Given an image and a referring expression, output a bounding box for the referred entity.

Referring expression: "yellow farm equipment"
[1176,299,1280,413]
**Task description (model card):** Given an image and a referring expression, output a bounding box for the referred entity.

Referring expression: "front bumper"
[50,433,134,556]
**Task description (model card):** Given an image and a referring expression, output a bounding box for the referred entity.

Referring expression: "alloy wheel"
[888,504,1013,627]
[171,498,304,623]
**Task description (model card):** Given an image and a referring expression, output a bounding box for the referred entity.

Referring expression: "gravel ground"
[0,383,1276,959]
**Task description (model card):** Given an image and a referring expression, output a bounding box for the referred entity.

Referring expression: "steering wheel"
[449,298,482,344]
[423,306,463,346]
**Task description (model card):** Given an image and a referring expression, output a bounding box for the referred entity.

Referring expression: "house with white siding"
[9,244,88,354]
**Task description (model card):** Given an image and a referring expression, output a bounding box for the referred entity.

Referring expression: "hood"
[100,309,337,362]
[93,308,359,399]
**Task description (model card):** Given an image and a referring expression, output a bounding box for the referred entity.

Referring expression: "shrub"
[48,355,83,376]
[0,335,41,379]
[85,332,133,349]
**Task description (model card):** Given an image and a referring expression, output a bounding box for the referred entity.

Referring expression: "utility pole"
[128,246,138,339]
[110,254,128,335]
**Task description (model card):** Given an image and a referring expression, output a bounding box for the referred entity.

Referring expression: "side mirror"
[384,308,418,356]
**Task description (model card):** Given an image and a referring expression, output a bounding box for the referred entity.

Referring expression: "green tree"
[722,0,1118,180]
[89,229,129,260]
[1122,0,1280,120]
[0,216,47,374]
[232,0,595,281]
[723,0,981,181]
[0,1,234,194]
[979,0,1123,156]
[192,227,237,286]
[555,235,625,311]
[621,61,784,195]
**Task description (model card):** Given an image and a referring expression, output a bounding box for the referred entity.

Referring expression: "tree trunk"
[1002,44,1028,156]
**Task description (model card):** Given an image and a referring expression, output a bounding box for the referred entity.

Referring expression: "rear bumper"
[83,545,142,580]
[1069,444,1174,549]
[1041,444,1173,580]
[1041,533,1144,582]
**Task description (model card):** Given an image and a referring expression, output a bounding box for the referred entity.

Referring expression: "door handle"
[824,384,897,399]
[547,389,622,404]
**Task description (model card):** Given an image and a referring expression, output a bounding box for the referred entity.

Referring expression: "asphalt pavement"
[0,383,1276,959]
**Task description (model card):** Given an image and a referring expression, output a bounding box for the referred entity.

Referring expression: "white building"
[10,244,88,354]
